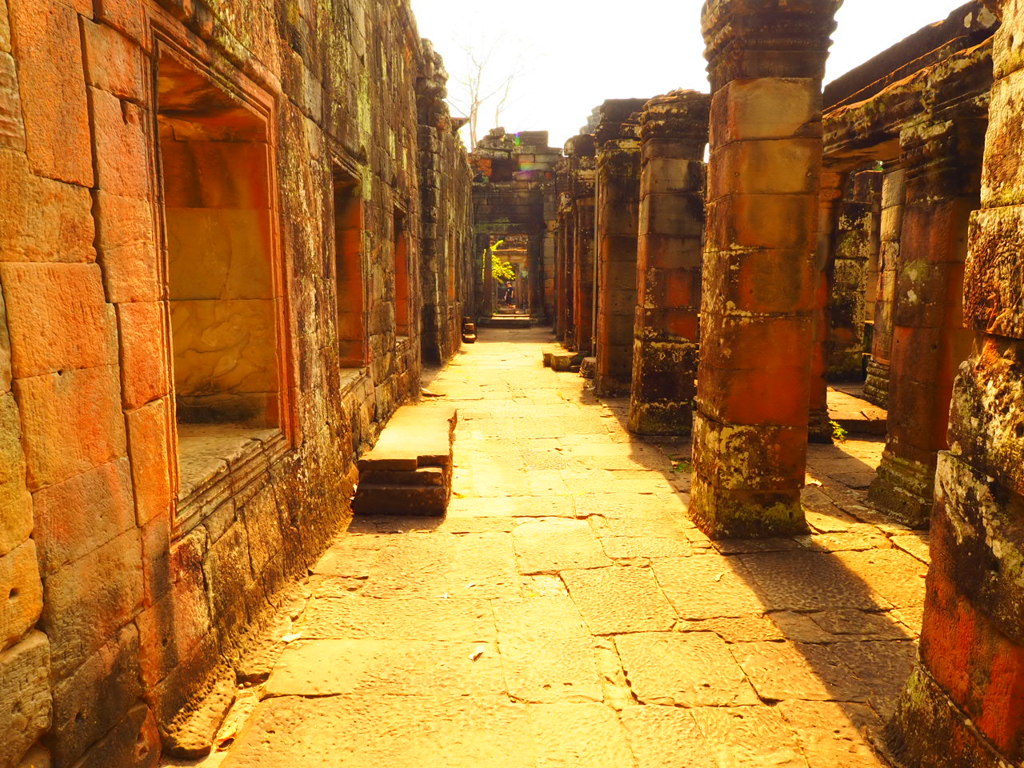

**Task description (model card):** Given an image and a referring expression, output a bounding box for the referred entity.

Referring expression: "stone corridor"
[172,330,930,768]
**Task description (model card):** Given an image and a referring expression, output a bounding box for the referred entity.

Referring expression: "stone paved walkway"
[176,329,929,768]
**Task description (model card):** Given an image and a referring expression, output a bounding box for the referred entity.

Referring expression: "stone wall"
[0,1,471,766]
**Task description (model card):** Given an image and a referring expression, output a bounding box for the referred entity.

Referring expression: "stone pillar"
[692,0,839,538]
[887,4,1024,763]
[628,91,710,435]
[830,168,882,378]
[809,170,845,443]
[868,117,983,528]
[863,168,905,407]
[567,135,596,356]
[555,198,576,346]
[595,103,643,396]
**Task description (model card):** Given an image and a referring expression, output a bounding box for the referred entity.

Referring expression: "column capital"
[640,90,711,144]
[702,0,842,89]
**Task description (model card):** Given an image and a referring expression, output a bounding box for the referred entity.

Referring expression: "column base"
[808,407,834,444]
[867,452,934,529]
[884,666,1011,768]
[627,401,694,436]
[690,473,808,539]
[864,359,891,408]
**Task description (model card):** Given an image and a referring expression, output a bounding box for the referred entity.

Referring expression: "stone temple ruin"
[1,0,1024,766]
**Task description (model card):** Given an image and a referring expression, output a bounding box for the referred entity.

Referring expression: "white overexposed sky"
[410,0,974,149]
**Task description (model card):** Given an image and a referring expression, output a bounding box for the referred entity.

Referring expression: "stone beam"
[886,1,1024,764]
[628,90,710,435]
[692,0,841,538]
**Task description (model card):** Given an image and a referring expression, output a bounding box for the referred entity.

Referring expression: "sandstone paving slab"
[359,533,455,598]
[528,703,636,768]
[513,519,612,574]
[711,537,805,555]
[447,494,578,519]
[679,614,788,643]
[589,514,692,540]
[295,593,495,641]
[832,549,928,609]
[691,706,809,768]
[600,535,692,560]
[573,491,688,520]
[615,631,759,707]
[561,566,676,634]
[445,531,520,598]
[830,639,918,711]
[731,640,873,703]
[736,551,889,613]
[888,533,930,564]
[777,700,885,768]
[263,639,506,698]
[221,695,534,768]
[795,526,891,553]
[808,609,913,640]
[620,706,720,768]
[310,536,386,581]
[650,556,766,619]
[519,574,570,597]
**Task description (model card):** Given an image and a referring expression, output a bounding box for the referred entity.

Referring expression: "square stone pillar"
[868,116,985,528]
[809,169,846,443]
[863,167,905,407]
[566,135,597,356]
[887,3,1024,763]
[628,91,710,435]
[691,0,841,538]
[594,102,644,396]
[831,168,882,378]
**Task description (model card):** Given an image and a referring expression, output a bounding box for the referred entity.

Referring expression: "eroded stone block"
[0,539,42,649]
[0,631,51,768]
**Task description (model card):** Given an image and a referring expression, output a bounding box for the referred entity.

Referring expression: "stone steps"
[352,405,457,516]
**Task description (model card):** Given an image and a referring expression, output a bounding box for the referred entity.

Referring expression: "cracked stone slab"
[562,566,676,634]
[620,706,719,768]
[295,593,495,641]
[777,700,884,768]
[736,551,888,613]
[731,641,873,703]
[615,631,758,707]
[691,706,809,768]
[528,703,636,768]
[222,695,534,768]
[264,639,506,698]
[514,519,612,574]
[650,556,765,619]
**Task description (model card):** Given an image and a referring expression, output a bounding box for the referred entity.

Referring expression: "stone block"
[710,78,820,143]
[42,528,143,678]
[94,191,159,302]
[91,88,151,199]
[241,484,283,579]
[707,193,817,252]
[7,0,93,185]
[0,631,51,768]
[639,192,704,238]
[15,746,51,768]
[0,149,95,264]
[69,704,160,768]
[33,458,135,575]
[94,0,145,43]
[0,539,42,650]
[15,365,126,491]
[0,286,9,392]
[965,206,1024,339]
[0,392,31,556]
[352,485,449,516]
[49,624,143,767]
[204,522,254,636]
[126,398,173,528]
[0,263,117,378]
[117,301,170,410]
[82,18,145,102]
[0,0,9,53]
[0,50,24,151]
[709,138,822,197]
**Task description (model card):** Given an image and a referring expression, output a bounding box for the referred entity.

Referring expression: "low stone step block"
[360,467,445,487]
[354,405,457,516]
[352,485,449,516]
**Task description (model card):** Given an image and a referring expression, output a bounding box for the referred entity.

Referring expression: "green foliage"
[830,420,849,443]
[491,254,516,283]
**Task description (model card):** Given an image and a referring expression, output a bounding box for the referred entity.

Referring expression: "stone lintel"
[639,90,711,144]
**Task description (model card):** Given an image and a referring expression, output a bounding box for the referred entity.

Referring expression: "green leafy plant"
[830,420,849,443]
[491,254,516,283]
